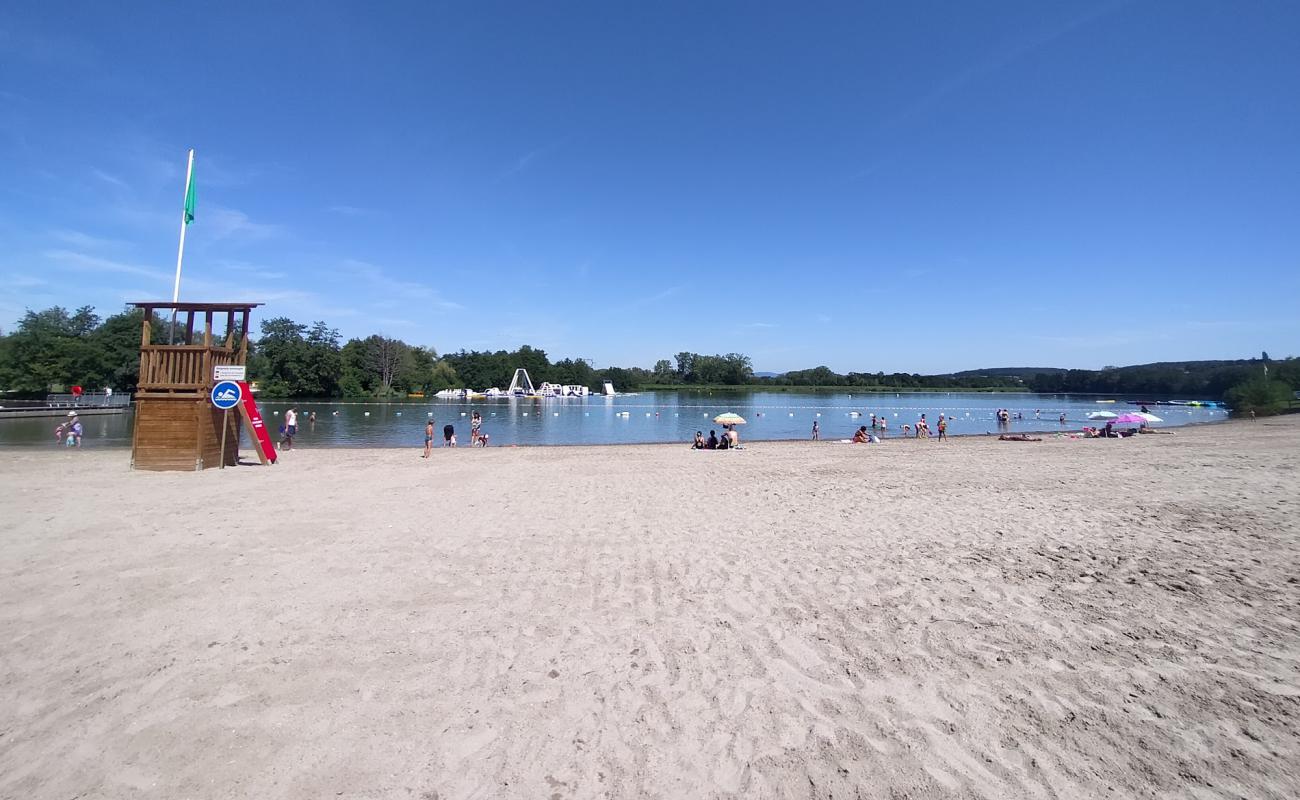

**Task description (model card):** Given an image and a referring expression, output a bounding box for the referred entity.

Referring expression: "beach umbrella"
[713,412,747,425]
[1087,411,1118,420]
[1110,413,1147,425]
[1136,412,1163,423]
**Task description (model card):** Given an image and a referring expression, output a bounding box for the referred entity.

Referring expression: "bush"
[1224,378,1293,416]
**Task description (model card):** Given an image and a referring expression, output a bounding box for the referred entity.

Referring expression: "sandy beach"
[1,417,1297,799]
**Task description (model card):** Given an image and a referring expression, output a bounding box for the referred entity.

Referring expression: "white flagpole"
[168,149,195,343]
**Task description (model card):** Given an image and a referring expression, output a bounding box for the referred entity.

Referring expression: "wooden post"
[225,311,236,348]
[140,307,153,347]
[203,311,213,348]
[240,310,250,362]
[194,399,204,471]
[185,312,196,345]
[219,409,230,469]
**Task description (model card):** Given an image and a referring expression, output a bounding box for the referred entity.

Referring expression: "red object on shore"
[236,381,277,464]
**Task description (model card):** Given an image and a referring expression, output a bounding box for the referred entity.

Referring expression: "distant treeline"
[1,307,1294,413]
[1021,358,1299,398]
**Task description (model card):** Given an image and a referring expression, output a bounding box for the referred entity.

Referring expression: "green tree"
[652,359,675,383]
[0,306,94,392]
[1225,377,1292,416]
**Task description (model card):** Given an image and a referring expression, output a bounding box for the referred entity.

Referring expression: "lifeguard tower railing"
[131,302,260,398]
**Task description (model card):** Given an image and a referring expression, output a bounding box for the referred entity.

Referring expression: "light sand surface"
[2,418,1298,799]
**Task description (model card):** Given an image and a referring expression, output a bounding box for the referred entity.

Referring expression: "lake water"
[0,391,1229,448]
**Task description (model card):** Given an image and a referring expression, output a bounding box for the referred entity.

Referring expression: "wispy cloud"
[327,204,371,217]
[336,259,463,310]
[199,155,263,188]
[3,273,48,289]
[50,229,130,250]
[90,168,129,190]
[201,206,283,243]
[42,249,170,282]
[617,285,682,311]
[213,259,287,281]
[880,5,1122,132]
[492,137,570,184]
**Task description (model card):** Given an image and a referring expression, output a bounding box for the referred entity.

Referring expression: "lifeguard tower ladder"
[129,301,261,471]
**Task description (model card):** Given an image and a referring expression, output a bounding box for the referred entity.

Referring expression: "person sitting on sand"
[852,426,871,443]
[692,431,706,449]
[726,425,740,449]
[716,431,730,450]
[999,434,1041,442]
[706,430,718,450]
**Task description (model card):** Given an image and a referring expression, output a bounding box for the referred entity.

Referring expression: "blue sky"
[2,1,1298,373]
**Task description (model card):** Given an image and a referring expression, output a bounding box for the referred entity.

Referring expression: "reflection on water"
[0,392,1229,449]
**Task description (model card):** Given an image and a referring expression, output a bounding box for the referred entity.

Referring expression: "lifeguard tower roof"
[129,301,263,312]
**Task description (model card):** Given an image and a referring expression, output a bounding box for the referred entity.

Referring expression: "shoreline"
[0,414,1233,452]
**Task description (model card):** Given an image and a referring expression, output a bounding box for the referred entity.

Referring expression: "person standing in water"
[280,407,298,451]
[811,420,820,440]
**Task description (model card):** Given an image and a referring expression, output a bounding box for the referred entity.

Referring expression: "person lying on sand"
[998,434,1042,442]
[1137,427,1174,435]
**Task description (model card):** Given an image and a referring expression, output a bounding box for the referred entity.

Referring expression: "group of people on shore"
[842,412,949,443]
[692,426,740,450]
[422,411,489,457]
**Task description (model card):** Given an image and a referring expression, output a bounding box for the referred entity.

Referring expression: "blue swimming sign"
[210,380,243,410]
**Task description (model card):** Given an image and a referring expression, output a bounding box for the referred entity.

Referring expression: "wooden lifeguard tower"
[129,301,261,471]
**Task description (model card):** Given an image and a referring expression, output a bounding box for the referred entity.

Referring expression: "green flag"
[183,166,196,224]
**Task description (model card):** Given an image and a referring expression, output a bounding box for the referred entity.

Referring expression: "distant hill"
[949,360,1271,379]
[946,367,1066,379]
[753,371,782,378]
